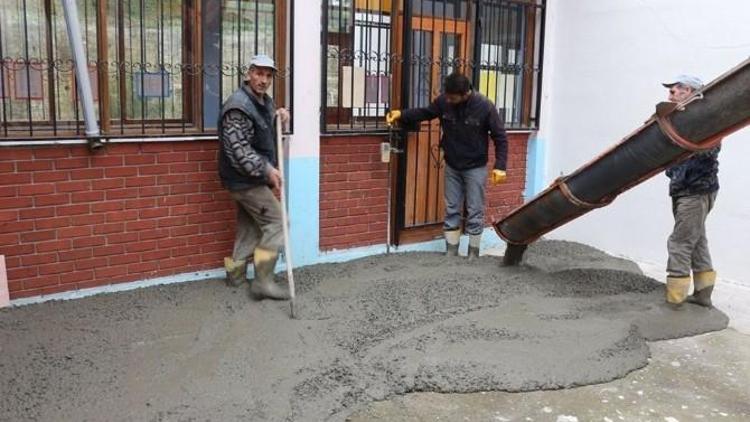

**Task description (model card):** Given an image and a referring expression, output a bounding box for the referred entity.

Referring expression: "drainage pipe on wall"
[61,0,102,150]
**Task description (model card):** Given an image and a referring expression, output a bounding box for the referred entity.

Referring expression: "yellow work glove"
[491,169,507,185]
[386,110,401,126]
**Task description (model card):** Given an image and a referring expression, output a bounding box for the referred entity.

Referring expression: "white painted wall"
[538,0,750,285]
[289,0,322,159]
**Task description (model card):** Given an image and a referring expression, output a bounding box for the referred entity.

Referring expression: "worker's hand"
[491,169,507,185]
[275,108,290,124]
[267,167,283,190]
[386,110,401,126]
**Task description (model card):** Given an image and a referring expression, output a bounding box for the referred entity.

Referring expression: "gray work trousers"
[444,164,487,236]
[667,192,717,277]
[230,185,284,261]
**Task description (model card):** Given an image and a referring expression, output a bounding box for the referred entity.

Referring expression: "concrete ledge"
[10,268,224,307]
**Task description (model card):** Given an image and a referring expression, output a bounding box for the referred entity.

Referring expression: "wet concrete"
[349,329,750,422]
[0,241,729,421]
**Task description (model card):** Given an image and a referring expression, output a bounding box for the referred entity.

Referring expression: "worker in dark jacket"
[386,73,508,259]
[218,55,290,300]
[662,74,720,308]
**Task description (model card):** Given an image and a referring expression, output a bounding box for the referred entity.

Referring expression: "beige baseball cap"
[249,54,277,71]
[662,74,703,90]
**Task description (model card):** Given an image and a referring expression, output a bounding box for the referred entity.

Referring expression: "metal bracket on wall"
[380,141,403,163]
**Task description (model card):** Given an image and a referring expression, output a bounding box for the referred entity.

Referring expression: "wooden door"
[400,16,468,239]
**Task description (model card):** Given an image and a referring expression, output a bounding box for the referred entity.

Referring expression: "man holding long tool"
[219,54,291,300]
[662,75,721,308]
[386,73,508,259]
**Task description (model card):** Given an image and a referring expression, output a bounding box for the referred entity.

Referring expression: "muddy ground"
[0,241,728,421]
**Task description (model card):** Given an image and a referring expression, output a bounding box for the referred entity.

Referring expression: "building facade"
[0,0,545,300]
[3,0,748,303]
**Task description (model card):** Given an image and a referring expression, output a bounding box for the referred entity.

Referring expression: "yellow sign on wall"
[355,0,392,13]
[479,70,498,104]
[479,70,516,122]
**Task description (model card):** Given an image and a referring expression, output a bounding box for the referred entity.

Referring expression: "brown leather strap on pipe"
[654,102,724,152]
[556,178,614,209]
[655,114,723,152]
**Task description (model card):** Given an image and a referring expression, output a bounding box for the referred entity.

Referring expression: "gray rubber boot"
[224,257,247,287]
[446,242,459,257]
[687,270,716,308]
[467,234,481,261]
[444,229,460,257]
[688,285,714,308]
[249,248,290,301]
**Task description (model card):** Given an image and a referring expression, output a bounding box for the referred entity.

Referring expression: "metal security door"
[396,1,469,243]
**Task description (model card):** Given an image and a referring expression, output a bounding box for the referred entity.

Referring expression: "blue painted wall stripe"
[524,135,547,200]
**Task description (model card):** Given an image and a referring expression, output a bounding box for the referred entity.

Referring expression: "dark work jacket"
[666,146,720,198]
[400,92,508,171]
[218,85,277,191]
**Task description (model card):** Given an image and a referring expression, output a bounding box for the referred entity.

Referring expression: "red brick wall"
[319,132,530,251]
[0,141,234,299]
[0,133,530,298]
[320,136,389,250]
[485,132,529,223]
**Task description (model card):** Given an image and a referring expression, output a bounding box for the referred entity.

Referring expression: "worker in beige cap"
[662,74,720,309]
[218,55,291,300]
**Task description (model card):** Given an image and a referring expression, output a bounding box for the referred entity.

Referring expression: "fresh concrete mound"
[0,241,728,421]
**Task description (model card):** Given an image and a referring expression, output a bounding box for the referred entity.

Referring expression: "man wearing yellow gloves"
[386,73,508,259]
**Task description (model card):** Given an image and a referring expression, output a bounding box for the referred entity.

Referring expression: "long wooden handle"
[276,115,296,318]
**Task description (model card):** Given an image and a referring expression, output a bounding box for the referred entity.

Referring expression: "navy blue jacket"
[400,92,508,171]
[666,146,720,198]
[218,85,277,191]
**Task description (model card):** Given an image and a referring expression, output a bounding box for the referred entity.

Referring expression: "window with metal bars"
[320,0,544,133]
[0,0,291,141]
[322,0,393,133]
[475,0,544,129]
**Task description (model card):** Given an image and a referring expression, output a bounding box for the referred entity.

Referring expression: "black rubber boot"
[250,249,290,301]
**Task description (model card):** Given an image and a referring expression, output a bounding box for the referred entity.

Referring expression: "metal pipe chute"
[496,57,750,265]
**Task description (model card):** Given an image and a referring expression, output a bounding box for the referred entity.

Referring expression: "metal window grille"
[476,0,544,129]
[0,0,292,142]
[320,0,544,134]
[322,0,393,133]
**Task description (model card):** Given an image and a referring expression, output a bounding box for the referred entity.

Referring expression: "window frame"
[320,0,545,134]
[0,0,293,141]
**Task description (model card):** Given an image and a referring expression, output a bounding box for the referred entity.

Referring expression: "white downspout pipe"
[61,0,102,149]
